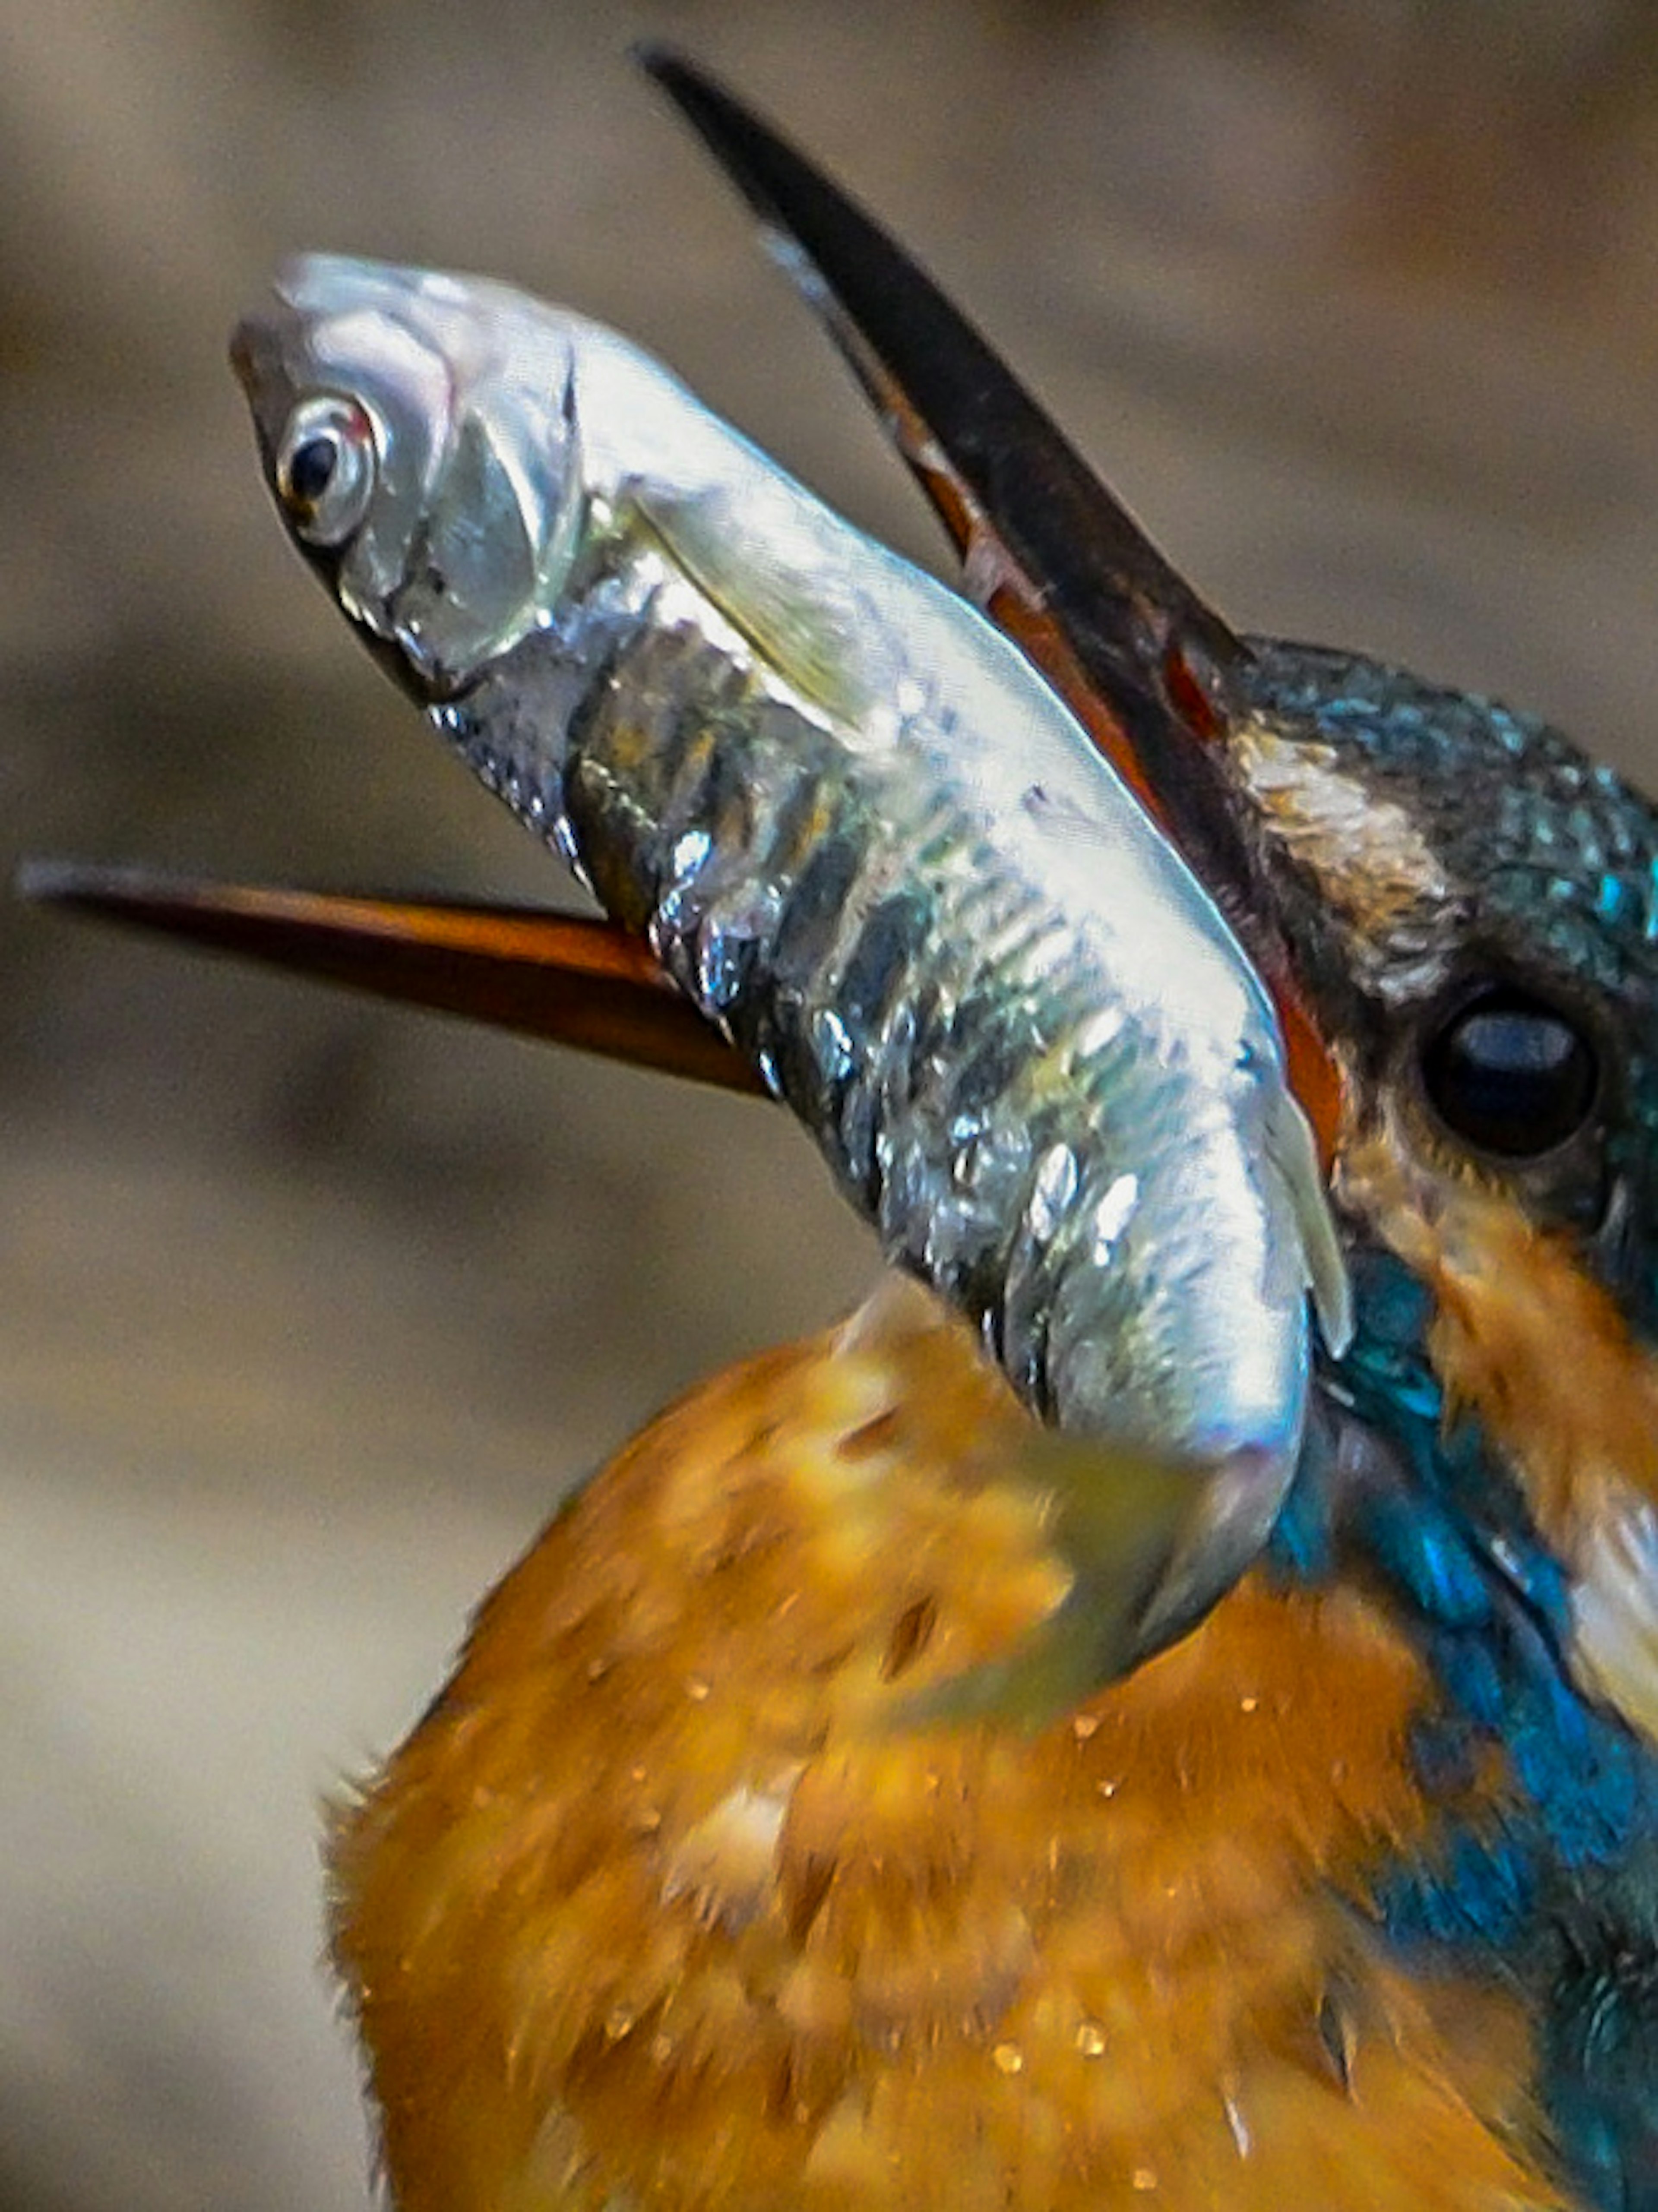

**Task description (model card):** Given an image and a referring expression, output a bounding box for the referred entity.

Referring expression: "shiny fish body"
[235,256,1348,1654]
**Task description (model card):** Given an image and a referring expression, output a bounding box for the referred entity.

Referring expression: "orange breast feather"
[330,1284,1566,2211]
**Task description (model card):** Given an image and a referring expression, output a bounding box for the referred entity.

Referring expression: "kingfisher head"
[1219,639,1658,1747]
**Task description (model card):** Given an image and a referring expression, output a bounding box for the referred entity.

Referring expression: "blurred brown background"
[4,3,1658,2206]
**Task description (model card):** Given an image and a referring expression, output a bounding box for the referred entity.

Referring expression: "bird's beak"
[20,54,1340,1162]
[639,49,1342,1161]
[15,863,763,1097]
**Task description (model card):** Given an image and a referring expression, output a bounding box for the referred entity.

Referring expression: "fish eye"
[1419,983,1598,1159]
[275,393,377,547]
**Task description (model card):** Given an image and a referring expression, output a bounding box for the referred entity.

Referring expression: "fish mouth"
[228,309,288,480]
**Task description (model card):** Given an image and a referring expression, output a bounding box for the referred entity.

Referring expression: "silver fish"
[233,254,1349,1704]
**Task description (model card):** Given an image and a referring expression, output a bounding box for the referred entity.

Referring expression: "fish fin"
[633,483,878,728]
[1266,1087,1353,1356]
[891,1435,1199,1732]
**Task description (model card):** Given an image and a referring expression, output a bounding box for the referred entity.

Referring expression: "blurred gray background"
[4,3,1658,2206]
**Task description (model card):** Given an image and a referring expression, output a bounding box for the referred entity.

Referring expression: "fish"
[231,254,1349,1713]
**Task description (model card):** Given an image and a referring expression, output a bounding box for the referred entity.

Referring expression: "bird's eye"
[1420,984,1598,1158]
[275,393,377,547]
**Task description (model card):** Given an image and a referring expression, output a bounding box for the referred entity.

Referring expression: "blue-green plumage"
[1238,654,1658,2207]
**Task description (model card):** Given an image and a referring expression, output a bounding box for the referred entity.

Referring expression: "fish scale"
[445,552,1258,1466]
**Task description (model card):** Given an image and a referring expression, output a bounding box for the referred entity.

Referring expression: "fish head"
[233,254,585,695]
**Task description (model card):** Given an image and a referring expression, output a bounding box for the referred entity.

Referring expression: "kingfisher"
[27,50,1658,2212]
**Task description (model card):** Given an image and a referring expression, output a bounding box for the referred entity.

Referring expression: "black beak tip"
[631,41,702,99]
[632,43,799,231]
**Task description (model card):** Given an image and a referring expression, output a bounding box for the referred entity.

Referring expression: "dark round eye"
[275,393,377,547]
[1420,985,1598,1158]
[285,434,337,504]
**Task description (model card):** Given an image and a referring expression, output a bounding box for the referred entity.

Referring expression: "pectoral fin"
[634,482,877,728]
[892,1437,1202,1732]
